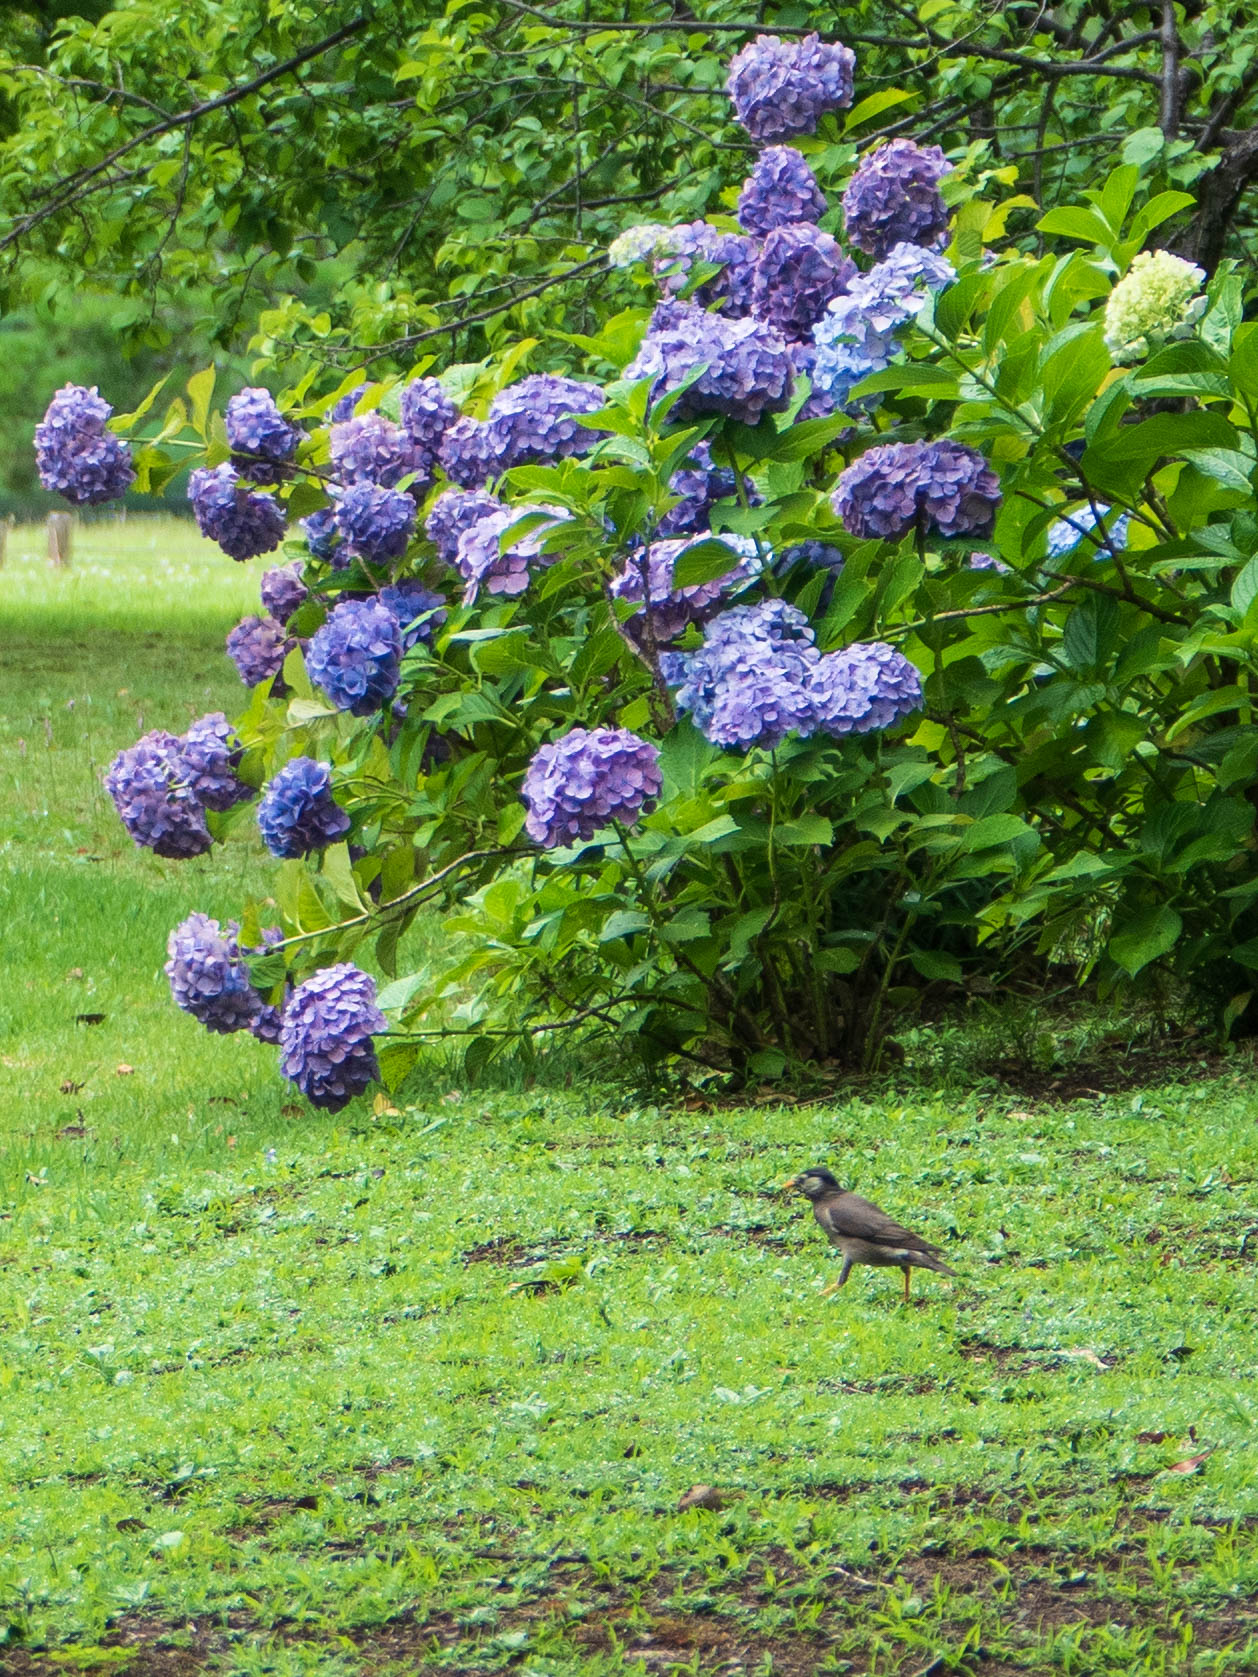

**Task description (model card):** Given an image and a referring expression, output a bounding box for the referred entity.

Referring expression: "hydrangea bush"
[64,34,1258,1099]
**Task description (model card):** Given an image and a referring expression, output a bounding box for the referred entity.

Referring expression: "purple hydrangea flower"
[330,384,367,422]
[226,614,291,688]
[727,33,855,141]
[306,598,402,715]
[785,341,841,421]
[1046,504,1130,560]
[454,503,565,603]
[250,1005,284,1045]
[330,412,429,491]
[279,963,386,1111]
[610,532,759,644]
[301,507,342,566]
[35,384,135,506]
[522,728,662,848]
[738,146,827,236]
[425,486,503,564]
[188,464,286,561]
[751,224,857,341]
[481,375,606,473]
[842,141,952,260]
[165,912,263,1034]
[438,416,491,488]
[967,551,1011,574]
[812,641,923,736]
[400,377,458,460]
[224,388,302,485]
[378,581,447,651]
[627,301,793,426]
[257,757,351,859]
[658,440,743,538]
[654,223,760,316]
[779,540,845,575]
[332,482,417,565]
[104,731,212,859]
[833,440,1001,541]
[812,242,955,408]
[673,600,820,749]
[180,713,251,812]
[260,563,308,625]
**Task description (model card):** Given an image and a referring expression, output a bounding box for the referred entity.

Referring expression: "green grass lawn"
[3,518,1258,1676]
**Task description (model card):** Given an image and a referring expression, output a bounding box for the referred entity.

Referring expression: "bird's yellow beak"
[782,1173,801,1190]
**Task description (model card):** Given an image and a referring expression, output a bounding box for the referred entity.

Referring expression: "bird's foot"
[819,1278,843,1299]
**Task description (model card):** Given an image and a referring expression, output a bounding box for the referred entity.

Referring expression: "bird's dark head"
[786,1167,841,1200]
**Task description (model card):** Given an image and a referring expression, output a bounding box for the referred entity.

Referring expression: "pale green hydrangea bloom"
[1104,250,1206,365]
[608,224,674,268]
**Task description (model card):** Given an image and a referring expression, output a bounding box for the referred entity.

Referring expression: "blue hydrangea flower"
[225,387,302,485]
[35,384,135,505]
[330,412,429,491]
[812,242,955,408]
[425,486,503,564]
[104,731,212,859]
[1046,504,1131,560]
[778,540,845,575]
[279,963,386,1111]
[811,641,923,736]
[727,33,856,141]
[833,440,1000,541]
[332,482,416,565]
[300,507,342,566]
[627,301,793,427]
[306,598,402,715]
[378,581,447,651]
[330,384,367,422]
[454,503,565,603]
[843,141,952,260]
[400,377,458,460]
[165,912,263,1034]
[738,146,827,236]
[180,713,251,811]
[257,757,351,858]
[610,532,759,644]
[437,415,491,488]
[658,440,741,538]
[522,728,662,847]
[751,224,856,341]
[260,563,308,625]
[481,375,606,473]
[226,614,291,688]
[188,464,286,561]
[967,551,1011,574]
[653,223,760,316]
[673,600,820,748]
[608,223,674,267]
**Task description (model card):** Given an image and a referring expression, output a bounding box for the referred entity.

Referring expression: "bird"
[786,1166,957,1302]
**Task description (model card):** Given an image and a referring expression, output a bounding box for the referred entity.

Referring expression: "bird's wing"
[817,1191,942,1254]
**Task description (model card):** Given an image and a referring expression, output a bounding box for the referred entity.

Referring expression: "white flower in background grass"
[1104,251,1206,365]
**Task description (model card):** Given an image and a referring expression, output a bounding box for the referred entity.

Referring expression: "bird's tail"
[915,1250,958,1277]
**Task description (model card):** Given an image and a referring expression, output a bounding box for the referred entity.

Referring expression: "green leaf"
[671,538,746,591]
[600,910,649,942]
[909,949,963,982]
[1108,907,1181,977]
[1061,594,1120,674]
[774,814,834,847]
[185,366,216,439]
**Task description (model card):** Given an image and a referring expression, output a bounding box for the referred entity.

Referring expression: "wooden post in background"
[47,511,73,568]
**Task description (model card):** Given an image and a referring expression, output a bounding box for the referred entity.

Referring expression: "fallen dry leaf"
[677,1484,729,1512]
[1061,1348,1110,1370]
[1165,1451,1211,1476]
[1138,1430,1171,1444]
[114,1063,135,1076]
[57,1124,89,1140]
[115,1517,148,1534]
[59,1079,85,1095]
[1009,1109,1035,1121]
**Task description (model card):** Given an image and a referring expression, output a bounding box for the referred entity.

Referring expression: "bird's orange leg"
[903,1266,911,1304]
[820,1257,852,1299]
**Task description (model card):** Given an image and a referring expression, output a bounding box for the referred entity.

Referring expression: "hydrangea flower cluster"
[225,388,302,484]
[330,384,367,422]
[967,551,1011,574]
[811,242,955,408]
[300,507,342,565]
[260,564,308,625]
[1103,250,1206,364]
[35,384,135,505]
[811,641,923,737]
[226,614,291,688]
[1046,504,1131,560]
[425,486,503,564]
[257,756,351,858]
[106,716,250,858]
[165,913,264,1035]
[627,301,793,426]
[454,503,564,603]
[437,416,491,488]
[653,223,759,315]
[727,33,855,140]
[842,141,951,259]
[833,440,1001,541]
[180,712,252,811]
[522,728,662,847]
[610,532,758,644]
[378,580,447,650]
[658,441,740,538]
[330,412,429,491]
[188,464,286,561]
[332,482,416,564]
[306,599,402,715]
[279,963,386,1111]
[481,375,606,472]
[609,223,673,267]
[399,377,457,458]
[738,146,826,235]
[750,224,855,342]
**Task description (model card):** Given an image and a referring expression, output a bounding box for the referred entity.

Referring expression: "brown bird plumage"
[787,1167,957,1301]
